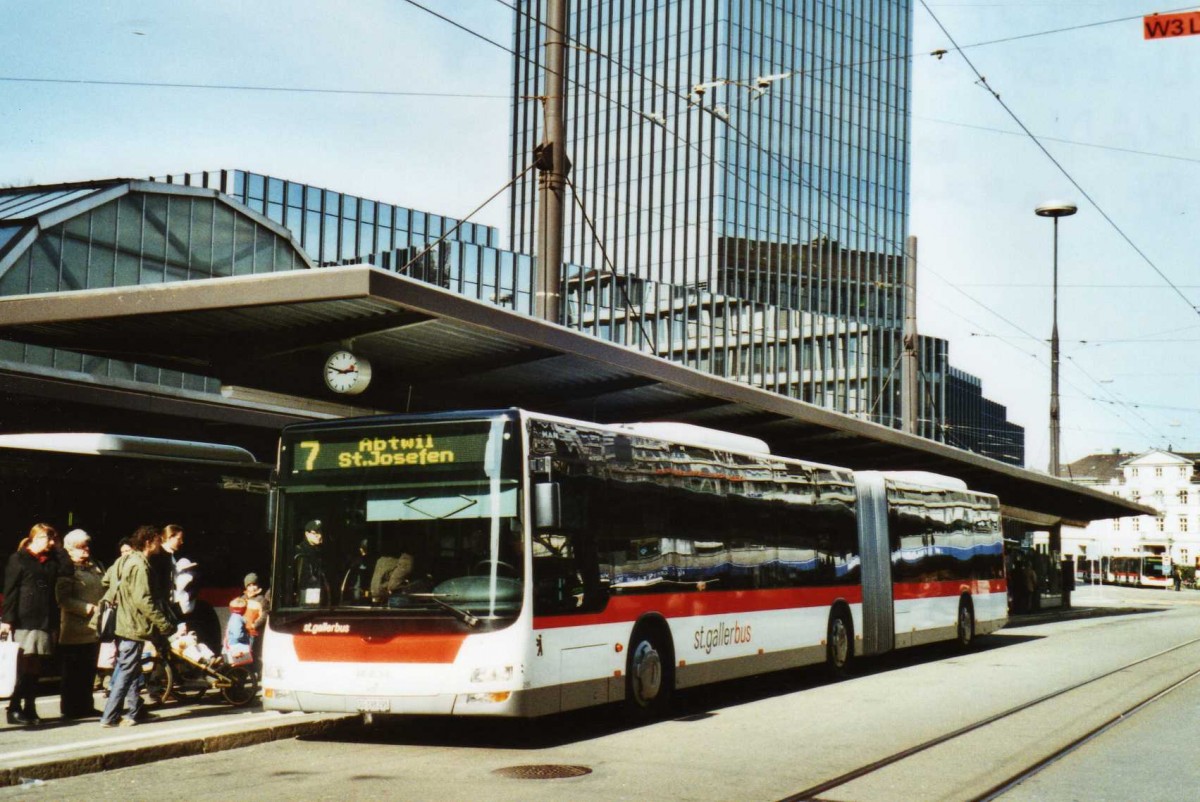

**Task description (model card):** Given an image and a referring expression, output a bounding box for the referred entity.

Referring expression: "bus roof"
[0,433,261,466]
[614,422,771,455]
[878,471,969,491]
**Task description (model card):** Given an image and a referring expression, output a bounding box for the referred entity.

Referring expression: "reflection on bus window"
[273,418,523,625]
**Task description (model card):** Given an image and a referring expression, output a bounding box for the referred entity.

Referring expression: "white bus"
[261,409,1007,718]
[1106,554,1170,588]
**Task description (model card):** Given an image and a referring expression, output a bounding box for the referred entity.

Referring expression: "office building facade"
[511,0,1023,462]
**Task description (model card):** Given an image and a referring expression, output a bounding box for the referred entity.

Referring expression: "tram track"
[779,635,1200,802]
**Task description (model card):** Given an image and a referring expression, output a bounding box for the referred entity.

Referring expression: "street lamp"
[1035,201,1077,478]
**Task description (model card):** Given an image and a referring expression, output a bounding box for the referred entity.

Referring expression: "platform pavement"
[1,588,1191,787]
[0,691,351,788]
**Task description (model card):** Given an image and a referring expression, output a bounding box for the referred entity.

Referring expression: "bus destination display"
[290,429,489,474]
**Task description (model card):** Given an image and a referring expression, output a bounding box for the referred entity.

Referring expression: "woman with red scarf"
[1,523,66,725]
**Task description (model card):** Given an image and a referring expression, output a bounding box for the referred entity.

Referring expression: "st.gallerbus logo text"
[693,620,752,654]
[302,622,351,634]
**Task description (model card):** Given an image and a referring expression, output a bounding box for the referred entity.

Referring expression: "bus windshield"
[272,415,523,626]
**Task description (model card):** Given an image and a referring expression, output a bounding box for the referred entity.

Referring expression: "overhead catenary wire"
[485,0,1189,455]
[937,6,1200,52]
[0,74,509,99]
[4,3,1182,100]
[403,0,716,247]
[925,289,1173,449]
[919,0,1200,320]
[918,116,1200,166]
[396,161,538,277]
[562,174,655,351]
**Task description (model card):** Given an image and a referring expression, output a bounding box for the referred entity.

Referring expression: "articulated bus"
[1106,554,1170,588]
[261,409,1007,718]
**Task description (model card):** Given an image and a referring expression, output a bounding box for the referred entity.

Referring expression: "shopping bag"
[0,633,19,699]
[96,640,117,670]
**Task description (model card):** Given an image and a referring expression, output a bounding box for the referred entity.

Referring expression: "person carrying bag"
[0,631,18,700]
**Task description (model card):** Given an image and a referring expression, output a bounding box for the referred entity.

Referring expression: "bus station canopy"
[0,265,1150,526]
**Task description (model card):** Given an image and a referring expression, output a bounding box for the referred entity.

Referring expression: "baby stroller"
[144,634,258,707]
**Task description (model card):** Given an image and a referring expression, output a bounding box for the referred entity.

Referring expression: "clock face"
[324,350,372,395]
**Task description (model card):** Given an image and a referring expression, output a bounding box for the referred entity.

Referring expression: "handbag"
[96,599,118,643]
[0,631,19,699]
[94,554,125,643]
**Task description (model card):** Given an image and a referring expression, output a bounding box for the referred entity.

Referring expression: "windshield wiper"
[409,593,479,628]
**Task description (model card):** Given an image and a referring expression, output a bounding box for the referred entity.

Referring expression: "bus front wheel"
[625,625,673,718]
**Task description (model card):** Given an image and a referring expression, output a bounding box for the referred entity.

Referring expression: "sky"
[1,1,1197,472]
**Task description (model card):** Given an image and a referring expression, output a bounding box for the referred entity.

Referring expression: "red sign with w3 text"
[1144,11,1200,39]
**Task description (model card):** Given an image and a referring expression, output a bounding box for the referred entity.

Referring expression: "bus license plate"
[356,698,390,713]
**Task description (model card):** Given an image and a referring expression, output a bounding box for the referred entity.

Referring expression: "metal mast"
[534,0,569,323]
[901,235,919,435]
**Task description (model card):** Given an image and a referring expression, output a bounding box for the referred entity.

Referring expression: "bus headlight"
[470,665,514,683]
[263,665,285,680]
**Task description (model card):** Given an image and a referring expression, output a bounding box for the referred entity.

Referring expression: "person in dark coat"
[341,539,373,604]
[149,524,185,627]
[1,523,66,726]
[294,520,329,605]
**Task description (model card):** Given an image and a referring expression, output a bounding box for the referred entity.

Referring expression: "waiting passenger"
[56,529,105,719]
[222,597,253,667]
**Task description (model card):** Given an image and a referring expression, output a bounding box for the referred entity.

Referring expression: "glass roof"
[1,188,312,298]
[0,188,100,222]
[0,224,25,254]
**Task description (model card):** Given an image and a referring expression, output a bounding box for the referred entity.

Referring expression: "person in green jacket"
[99,526,174,728]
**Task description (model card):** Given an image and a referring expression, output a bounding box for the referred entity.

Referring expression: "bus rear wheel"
[825,608,853,679]
[625,626,673,719]
[956,598,975,649]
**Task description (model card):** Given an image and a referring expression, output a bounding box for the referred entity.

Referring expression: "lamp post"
[1035,201,1077,478]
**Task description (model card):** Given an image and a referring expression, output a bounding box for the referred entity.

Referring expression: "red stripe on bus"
[893,579,1006,600]
[293,633,467,663]
[533,586,864,630]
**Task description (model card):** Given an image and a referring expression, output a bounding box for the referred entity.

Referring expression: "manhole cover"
[493,764,593,780]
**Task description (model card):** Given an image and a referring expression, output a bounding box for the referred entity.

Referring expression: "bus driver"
[294,520,330,606]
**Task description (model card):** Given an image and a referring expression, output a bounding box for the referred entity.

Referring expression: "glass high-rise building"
[512,0,912,426]
[512,1,910,283]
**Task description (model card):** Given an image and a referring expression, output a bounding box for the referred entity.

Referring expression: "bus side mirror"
[266,485,279,535]
[534,482,561,530]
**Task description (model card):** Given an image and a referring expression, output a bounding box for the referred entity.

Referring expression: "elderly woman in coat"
[55,529,105,719]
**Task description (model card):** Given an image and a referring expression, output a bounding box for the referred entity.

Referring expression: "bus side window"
[532,532,606,614]
[532,534,579,614]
